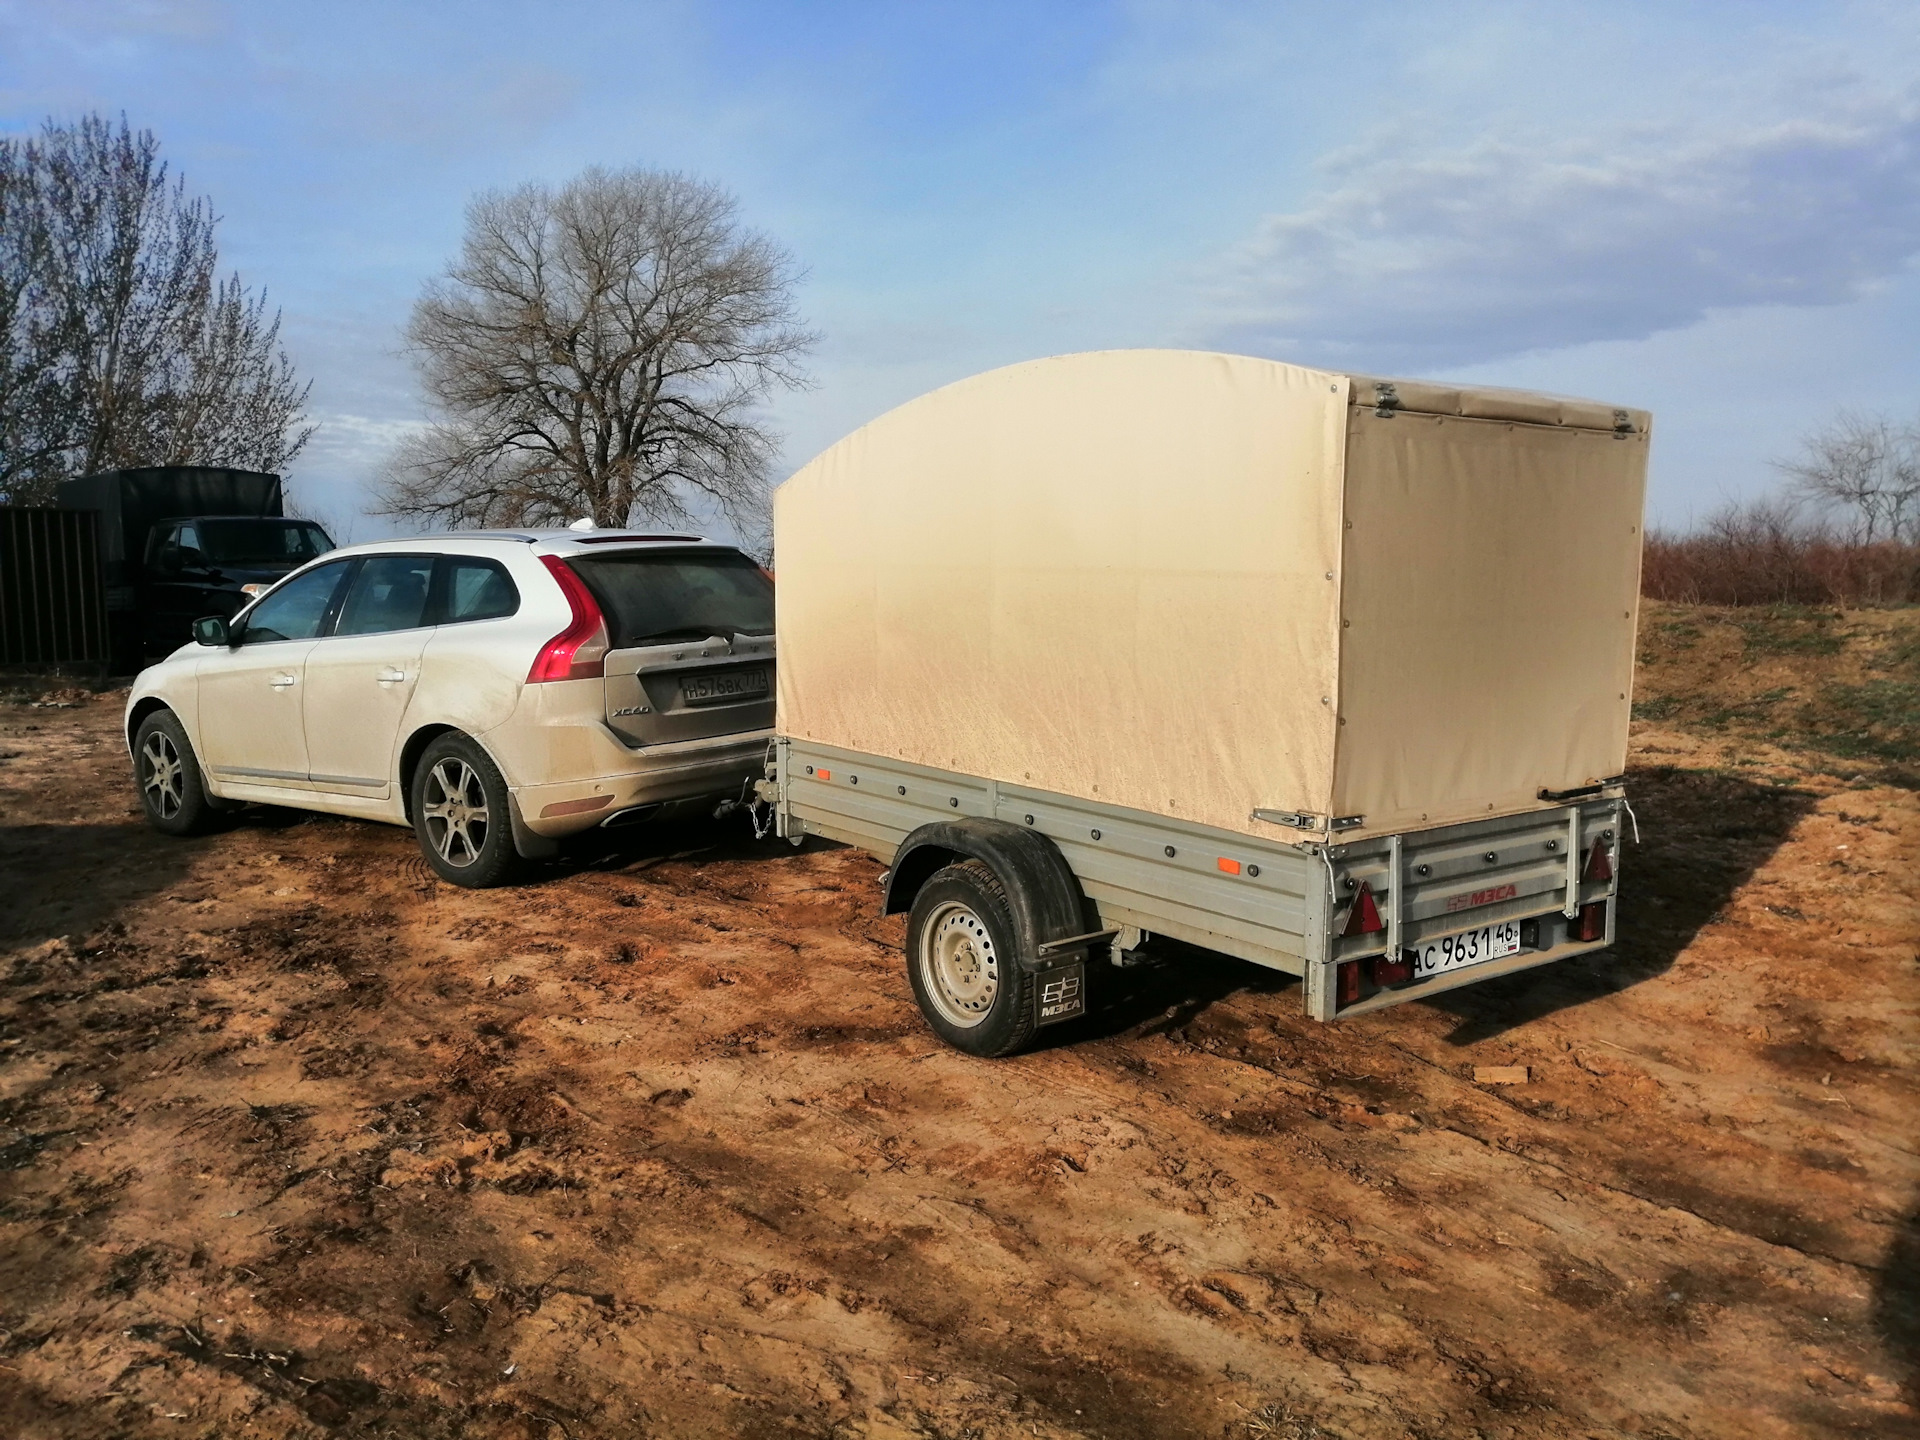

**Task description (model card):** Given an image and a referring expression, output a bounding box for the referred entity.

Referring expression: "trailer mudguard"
[883,818,1089,964]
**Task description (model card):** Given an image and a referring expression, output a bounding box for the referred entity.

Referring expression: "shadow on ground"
[507,765,1821,1056]
[1053,938,1295,1050]
[1426,764,1820,1044]
[0,820,205,953]
[1879,1200,1920,1426]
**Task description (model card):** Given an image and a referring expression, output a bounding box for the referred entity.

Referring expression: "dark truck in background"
[56,467,334,668]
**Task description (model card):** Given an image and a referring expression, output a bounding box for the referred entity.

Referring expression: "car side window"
[239,561,352,644]
[438,557,520,624]
[175,522,205,569]
[334,555,435,637]
[150,522,187,572]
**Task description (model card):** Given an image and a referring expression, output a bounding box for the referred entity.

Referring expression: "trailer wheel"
[905,859,1038,1058]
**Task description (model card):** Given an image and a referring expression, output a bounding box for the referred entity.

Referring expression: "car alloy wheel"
[421,755,490,868]
[140,730,185,821]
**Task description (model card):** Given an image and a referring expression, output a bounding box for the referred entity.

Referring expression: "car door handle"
[376,667,408,684]
[269,673,297,688]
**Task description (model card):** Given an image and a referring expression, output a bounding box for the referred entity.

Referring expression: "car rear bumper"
[511,728,772,837]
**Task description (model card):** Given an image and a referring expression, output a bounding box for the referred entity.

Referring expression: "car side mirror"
[192,615,232,647]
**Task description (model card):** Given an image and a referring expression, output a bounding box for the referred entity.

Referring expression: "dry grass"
[1633,600,1920,787]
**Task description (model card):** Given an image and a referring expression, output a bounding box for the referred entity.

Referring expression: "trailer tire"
[905,859,1038,1058]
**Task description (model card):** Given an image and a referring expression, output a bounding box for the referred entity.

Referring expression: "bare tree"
[0,115,314,505]
[0,134,59,487]
[380,167,813,542]
[1774,409,1920,545]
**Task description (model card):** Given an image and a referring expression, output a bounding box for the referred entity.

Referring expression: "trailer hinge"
[1612,408,1634,437]
[1373,381,1399,418]
[1254,808,1323,831]
[1538,775,1625,802]
[1253,809,1365,833]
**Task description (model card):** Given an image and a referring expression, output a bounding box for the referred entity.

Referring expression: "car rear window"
[567,549,773,649]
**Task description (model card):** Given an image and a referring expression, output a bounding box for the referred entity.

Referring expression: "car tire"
[905,859,1038,1058]
[410,733,520,888]
[132,709,222,836]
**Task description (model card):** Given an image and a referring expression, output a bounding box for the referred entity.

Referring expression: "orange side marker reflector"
[817,768,831,781]
[1217,857,1242,875]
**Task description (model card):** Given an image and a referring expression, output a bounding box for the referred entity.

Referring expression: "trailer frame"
[772,737,1623,1020]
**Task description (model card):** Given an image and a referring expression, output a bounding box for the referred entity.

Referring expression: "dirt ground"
[1,605,1915,1440]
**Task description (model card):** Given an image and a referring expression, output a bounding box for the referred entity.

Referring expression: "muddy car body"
[124,529,774,884]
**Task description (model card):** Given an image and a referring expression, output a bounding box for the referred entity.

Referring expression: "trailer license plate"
[682,668,769,705]
[1408,921,1522,979]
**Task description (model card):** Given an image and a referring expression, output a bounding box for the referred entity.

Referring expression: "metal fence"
[0,506,109,666]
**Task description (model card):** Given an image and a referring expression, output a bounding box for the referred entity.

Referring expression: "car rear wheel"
[133,710,222,836]
[411,734,519,888]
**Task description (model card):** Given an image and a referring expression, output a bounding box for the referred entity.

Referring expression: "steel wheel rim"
[918,899,998,1029]
[422,757,489,867]
[140,732,184,820]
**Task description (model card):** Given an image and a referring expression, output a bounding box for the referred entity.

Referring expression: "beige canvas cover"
[774,350,1649,842]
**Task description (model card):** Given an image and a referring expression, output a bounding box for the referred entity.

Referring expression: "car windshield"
[198,519,334,567]
[567,549,773,648]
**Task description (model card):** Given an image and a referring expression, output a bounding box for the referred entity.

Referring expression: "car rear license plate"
[682,668,769,705]
[1407,921,1522,979]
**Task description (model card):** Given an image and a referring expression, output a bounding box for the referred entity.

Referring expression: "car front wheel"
[410,733,520,888]
[132,709,222,836]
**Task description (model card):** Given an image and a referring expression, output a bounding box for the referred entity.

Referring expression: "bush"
[1642,499,1920,607]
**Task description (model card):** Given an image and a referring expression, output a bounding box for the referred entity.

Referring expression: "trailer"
[764,351,1646,1054]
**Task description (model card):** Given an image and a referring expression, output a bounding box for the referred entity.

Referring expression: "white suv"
[124,530,776,886]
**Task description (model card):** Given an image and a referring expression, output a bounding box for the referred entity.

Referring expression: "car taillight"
[528,556,610,682]
[1337,960,1362,1007]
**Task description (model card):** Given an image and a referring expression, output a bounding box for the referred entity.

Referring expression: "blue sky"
[4,0,1917,542]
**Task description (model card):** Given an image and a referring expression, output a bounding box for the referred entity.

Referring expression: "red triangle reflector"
[1343,881,1384,936]
[1583,842,1613,883]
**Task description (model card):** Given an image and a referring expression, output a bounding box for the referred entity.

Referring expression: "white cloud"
[1205,93,1920,370]
[301,410,427,467]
